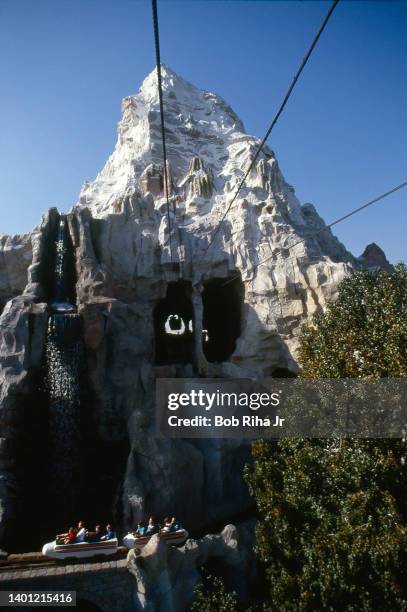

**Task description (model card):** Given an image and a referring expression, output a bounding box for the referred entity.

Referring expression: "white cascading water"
[45,216,81,521]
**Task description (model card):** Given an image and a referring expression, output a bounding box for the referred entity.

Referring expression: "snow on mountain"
[79,65,248,213]
[76,66,355,274]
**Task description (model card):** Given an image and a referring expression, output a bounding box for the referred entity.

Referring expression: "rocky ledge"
[127,522,256,611]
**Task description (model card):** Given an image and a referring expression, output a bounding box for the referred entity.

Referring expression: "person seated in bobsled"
[145,517,158,536]
[100,524,116,540]
[55,532,66,545]
[56,520,88,545]
[56,526,76,545]
[133,522,146,537]
[63,527,77,544]
[87,524,104,542]
[76,521,87,542]
[170,516,181,531]
[161,517,173,533]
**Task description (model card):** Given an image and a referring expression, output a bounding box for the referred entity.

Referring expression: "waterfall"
[44,214,82,525]
[45,314,81,517]
[51,217,76,313]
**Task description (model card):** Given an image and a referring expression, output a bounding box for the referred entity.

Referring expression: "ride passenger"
[145,517,158,535]
[88,525,103,542]
[170,516,180,531]
[56,526,75,545]
[76,521,86,542]
[65,528,77,544]
[100,524,116,540]
[134,522,146,537]
[161,517,172,532]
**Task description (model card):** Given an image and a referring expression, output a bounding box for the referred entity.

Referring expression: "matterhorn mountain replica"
[0,66,391,550]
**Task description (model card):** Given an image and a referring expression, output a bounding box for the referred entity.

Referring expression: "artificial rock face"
[0,66,386,547]
[75,65,357,369]
[127,522,256,611]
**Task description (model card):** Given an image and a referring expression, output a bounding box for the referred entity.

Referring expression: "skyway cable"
[222,180,407,287]
[152,0,173,261]
[203,0,340,258]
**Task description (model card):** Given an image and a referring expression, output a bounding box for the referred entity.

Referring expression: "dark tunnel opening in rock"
[154,281,194,365]
[202,276,244,363]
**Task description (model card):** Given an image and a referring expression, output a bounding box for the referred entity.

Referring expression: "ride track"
[0,548,129,573]
[0,530,188,573]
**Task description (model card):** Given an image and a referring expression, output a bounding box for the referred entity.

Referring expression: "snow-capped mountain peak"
[76,65,353,272]
[77,65,263,215]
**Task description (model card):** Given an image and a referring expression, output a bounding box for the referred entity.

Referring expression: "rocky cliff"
[0,66,390,551]
[127,522,256,611]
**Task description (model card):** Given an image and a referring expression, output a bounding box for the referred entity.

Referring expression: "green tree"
[245,266,407,611]
[190,574,238,612]
[299,264,407,378]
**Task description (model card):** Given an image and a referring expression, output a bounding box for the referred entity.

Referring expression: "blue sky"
[0,0,406,262]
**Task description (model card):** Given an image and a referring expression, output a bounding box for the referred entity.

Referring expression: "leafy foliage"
[246,438,406,611]
[245,266,407,610]
[299,264,407,378]
[190,573,238,612]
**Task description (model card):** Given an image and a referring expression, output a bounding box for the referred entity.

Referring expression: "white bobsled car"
[123,529,188,551]
[42,538,118,560]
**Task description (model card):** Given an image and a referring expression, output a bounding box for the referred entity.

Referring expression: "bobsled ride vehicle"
[123,529,188,551]
[42,537,118,560]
